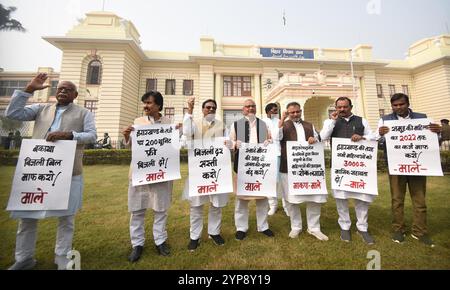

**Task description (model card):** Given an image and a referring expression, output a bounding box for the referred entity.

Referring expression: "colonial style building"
[1,11,450,144]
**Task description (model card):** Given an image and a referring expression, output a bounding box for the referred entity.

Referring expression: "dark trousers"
[388,175,427,236]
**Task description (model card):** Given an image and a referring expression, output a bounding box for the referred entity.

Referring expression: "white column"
[215,73,223,121]
[254,74,262,118]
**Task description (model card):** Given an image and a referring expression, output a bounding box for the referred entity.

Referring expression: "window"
[165,79,176,95]
[223,76,251,97]
[376,84,383,98]
[49,80,59,96]
[183,80,194,95]
[84,100,98,118]
[164,107,175,120]
[146,79,157,92]
[402,85,409,96]
[388,84,396,97]
[0,80,28,96]
[87,60,102,85]
[379,109,385,117]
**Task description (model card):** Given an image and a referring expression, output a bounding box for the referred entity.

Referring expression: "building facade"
[1,11,450,144]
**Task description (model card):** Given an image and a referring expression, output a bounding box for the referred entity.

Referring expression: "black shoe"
[235,231,247,241]
[128,245,143,262]
[411,234,435,248]
[209,234,225,246]
[392,231,406,243]
[261,229,274,237]
[156,242,170,256]
[188,239,200,252]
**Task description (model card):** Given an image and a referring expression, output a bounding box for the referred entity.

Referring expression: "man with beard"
[229,99,274,240]
[5,73,97,270]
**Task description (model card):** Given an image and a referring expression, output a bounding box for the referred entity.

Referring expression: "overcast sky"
[1,0,449,71]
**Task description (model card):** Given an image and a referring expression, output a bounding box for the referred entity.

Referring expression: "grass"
[0,164,449,270]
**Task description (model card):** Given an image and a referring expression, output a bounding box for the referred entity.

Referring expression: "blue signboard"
[260,47,314,59]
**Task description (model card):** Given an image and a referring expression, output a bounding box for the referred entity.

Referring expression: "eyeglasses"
[57,87,75,92]
[205,106,217,110]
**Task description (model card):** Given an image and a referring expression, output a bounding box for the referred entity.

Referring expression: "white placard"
[331,138,378,195]
[131,124,181,186]
[6,139,76,211]
[384,119,443,176]
[236,143,277,197]
[188,139,233,197]
[287,141,328,195]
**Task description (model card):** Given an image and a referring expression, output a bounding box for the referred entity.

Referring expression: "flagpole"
[102,0,106,11]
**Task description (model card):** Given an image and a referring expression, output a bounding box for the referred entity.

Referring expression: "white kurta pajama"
[229,117,270,233]
[262,117,286,212]
[320,116,376,232]
[5,90,97,266]
[181,113,229,240]
[127,115,173,247]
[279,122,327,232]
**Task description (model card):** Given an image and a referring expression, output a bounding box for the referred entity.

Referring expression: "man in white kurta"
[278,102,328,240]
[320,97,376,245]
[229,99,274,240]
[123,91,174,262]
[262,103,288,217]
[5,74,97,270]
[182,98,229,251]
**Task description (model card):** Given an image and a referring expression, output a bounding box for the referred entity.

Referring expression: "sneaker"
[288,229,301,239]
[209,234,225,246]
[235,231,247,241]
[357,230,375,245]
[155,242,170,256]
[8,258,36,270]
[391,231,406,243]
[261,229,274,237]
[340,229,351,242]
[411,234,435,248]
[307,229,329,241]
[187,239,200,252]
[268,207,277,216]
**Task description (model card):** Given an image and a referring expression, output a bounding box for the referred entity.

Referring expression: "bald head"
[56,81,78,106]
[242,99,256,116]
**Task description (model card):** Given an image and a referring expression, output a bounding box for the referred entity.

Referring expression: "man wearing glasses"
[182,97,230,251]
[5,73,97,270]
[229,99,274,241]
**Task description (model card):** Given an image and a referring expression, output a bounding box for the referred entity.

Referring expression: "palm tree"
[0,4,26,32]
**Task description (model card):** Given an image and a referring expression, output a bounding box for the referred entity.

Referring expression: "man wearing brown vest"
[5,73,97,270]
[278,102,329,240]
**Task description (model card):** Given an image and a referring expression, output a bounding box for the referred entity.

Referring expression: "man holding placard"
[320,97,376,245]
[229,99,275,240]
[182,97,231,251]
[123,91,180,261]
[5,73,97,270]
[378,93,441,247]
[279,102,328,241]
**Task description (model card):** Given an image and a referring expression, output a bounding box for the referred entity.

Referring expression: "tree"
[0,4,26,32]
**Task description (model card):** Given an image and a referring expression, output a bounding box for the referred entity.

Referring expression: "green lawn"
[1,164,449,270]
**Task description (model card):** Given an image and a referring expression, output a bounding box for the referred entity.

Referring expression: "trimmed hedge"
[1,149,449,173]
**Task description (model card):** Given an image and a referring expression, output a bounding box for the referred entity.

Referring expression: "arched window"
[87,60,102,85]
